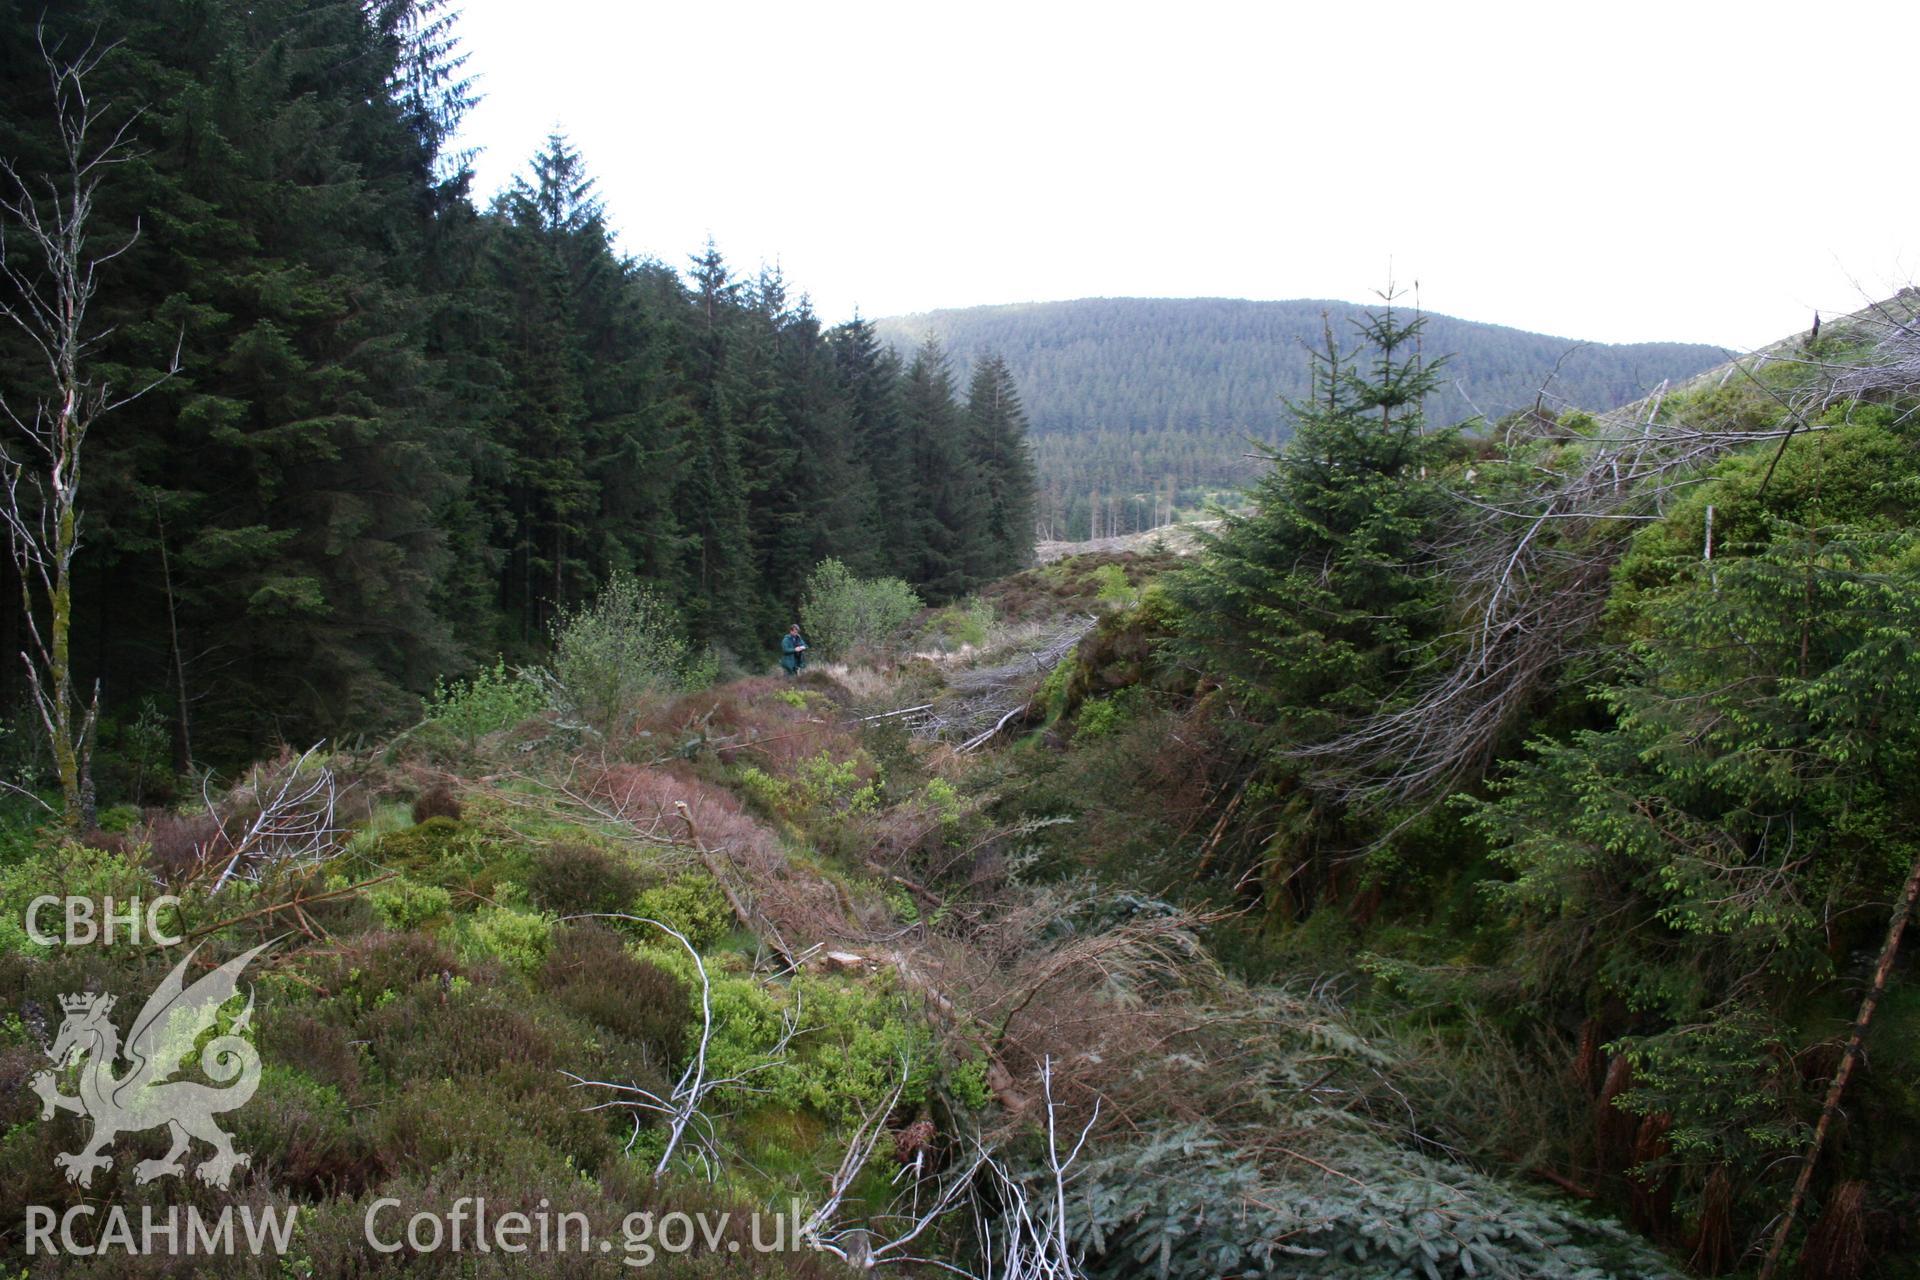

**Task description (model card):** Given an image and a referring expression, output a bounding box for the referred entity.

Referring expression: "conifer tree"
[828,316,904,577]
[964,353,1039,576]
[676,239,756,651]
[1470,521,1920,1243]
[1172,297,1452,742]
[0,0,1041,760]
[1166,295,1457,900]
[486,134,693,637]
[491,148,596,635]
[729,266,800,633]
[46,0,479,748]
[900,337,983,602]
[767,293,866,591]
[584,255,695,610]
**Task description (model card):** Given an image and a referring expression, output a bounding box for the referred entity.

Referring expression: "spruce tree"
[766,292,867,594]
[1470,523,1920,1227]
[828,316,904,578]
[490,147,596,637]
[1171,299,1452,741]
[676,240,757,652]
[1165,297,1457,900]
[900,337,983,603]
[48,0,478,749]
[583,255,694,612]
[482,135,693,639]
[730,266,800,634]
[964,353,1039,576]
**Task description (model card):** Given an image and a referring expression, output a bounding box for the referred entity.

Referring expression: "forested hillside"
[11,290,1913,1279]
[0,0,1035,771]
[4,3,1917,1280]
[874,298,1726,537]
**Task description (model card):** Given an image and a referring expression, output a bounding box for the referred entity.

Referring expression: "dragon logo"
[29,940,272,1189]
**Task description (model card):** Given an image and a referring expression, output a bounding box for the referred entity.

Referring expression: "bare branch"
[205,745,342,891]
[559,912,802,1182]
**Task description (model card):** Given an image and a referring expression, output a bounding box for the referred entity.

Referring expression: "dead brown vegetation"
[580,762,869,953]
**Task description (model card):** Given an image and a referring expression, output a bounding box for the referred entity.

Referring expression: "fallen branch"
[183,871,397,943]
[674,800,754,931]
[205,743,342,892]
[866,861,945,910]
[960,703,1029,754]
[854,704,935,725]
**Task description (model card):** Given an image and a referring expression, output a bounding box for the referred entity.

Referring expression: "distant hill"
[872,298,1729,538]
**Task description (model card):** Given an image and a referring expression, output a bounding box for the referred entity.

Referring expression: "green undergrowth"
[18,400,1919,1276]
[984,353,1920,1275]
[0,756,959,1275]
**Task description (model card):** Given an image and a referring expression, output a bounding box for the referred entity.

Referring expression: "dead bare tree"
[960,1057,1096,1280]
[0,25,176,827]
[794,1056,993,1271]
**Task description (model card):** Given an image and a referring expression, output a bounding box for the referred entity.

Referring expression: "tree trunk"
[1757,851,1920,1280]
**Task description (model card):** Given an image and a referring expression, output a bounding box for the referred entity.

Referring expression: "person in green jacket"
[780,624,808,676]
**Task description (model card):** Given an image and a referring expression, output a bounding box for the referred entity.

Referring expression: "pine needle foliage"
[1159,294,1462,896]
[1169,296,1458,747]
[1061,1125,1676,1279]
[1471,522,1920,1190]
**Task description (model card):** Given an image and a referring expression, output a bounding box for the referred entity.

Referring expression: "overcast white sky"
[450,0,1915,351]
